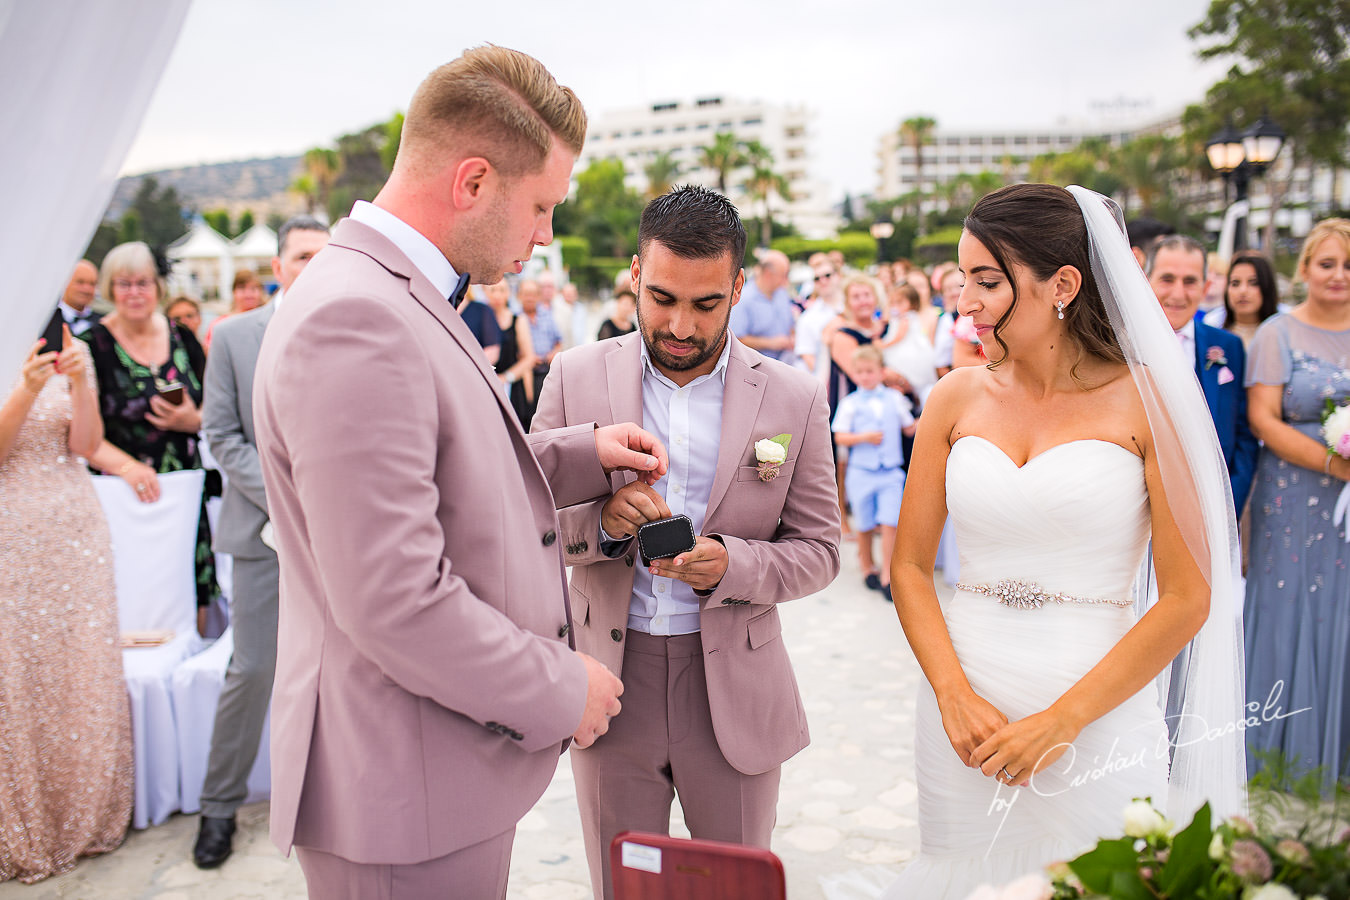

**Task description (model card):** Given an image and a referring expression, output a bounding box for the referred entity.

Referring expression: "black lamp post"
[870,220,894,265]
[1205,115,1286,251]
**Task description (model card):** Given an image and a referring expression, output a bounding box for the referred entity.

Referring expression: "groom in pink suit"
[533,186,840,900]
[252,47,666,899]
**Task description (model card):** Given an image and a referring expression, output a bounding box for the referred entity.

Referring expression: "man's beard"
[638,307,729,372]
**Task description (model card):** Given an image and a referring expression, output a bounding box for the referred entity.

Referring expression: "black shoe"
[864,572,882,591]
[193,815,236,869]
[880,582,894,603]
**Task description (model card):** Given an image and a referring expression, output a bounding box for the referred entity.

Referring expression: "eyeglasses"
[112,278,155,293]
[813,272,836,282]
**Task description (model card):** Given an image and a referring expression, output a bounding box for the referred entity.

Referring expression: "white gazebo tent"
[230,223,278,292]
[168,218,233,302]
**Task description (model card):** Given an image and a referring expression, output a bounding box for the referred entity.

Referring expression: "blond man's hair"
[399,45,586,178]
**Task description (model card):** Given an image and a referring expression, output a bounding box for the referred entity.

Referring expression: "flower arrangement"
[1321,399,1350,542]
[1029,800,1349,899]
[754,434,790,482]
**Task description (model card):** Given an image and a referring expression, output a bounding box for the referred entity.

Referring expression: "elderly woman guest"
[1243,218,1350,792]
[0,324,133,881]
[84,242,219,633]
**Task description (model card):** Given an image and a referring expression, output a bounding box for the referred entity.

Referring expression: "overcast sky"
[123,0,1232,199]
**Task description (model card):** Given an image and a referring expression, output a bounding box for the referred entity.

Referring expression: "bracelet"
[118,461,134,476]
[1325,454,1334,476]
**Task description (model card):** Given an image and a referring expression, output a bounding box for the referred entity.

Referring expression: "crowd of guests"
[2,205,1348,883]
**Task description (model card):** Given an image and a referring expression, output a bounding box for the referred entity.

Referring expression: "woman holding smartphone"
[1,322,133,881]
[84,242,218,630]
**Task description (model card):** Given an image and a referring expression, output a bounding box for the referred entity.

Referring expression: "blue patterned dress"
[1243,313,1350,790]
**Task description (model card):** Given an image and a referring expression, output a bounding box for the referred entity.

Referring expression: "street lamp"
[870,220,895,265]
[1205,115,1285,251]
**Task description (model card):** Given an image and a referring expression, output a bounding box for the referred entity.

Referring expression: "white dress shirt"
[349,200,459,298]
[1175,319,1196,366]
[618,338,731,636]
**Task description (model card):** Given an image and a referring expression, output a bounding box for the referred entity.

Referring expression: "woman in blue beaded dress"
[1244,218,1350,791]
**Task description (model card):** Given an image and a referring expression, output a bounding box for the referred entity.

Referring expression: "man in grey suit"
[193,216,331,869]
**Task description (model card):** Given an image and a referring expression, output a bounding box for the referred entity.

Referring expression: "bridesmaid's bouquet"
[1321,399,1350,542]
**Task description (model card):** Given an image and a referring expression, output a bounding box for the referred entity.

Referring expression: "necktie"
[449,273,470,307]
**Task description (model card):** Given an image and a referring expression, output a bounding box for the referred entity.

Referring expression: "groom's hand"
[594,423,668,485]
[573,652,623,749]
[648,537,728,592]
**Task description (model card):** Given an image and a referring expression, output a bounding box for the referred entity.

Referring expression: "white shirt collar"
[638,333,732,389]
[349,200,459,299]
[1176,319,1196,343]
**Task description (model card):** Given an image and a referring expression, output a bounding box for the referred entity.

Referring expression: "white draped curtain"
[0,0,190,384]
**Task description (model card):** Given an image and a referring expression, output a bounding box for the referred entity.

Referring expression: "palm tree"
[289,173,318,215]
[740,140,791,248]
[1113,135,1182,218]
[303,147,342,220]
[644,151,681,199]
[698,132,744,194]
[899,116,937,191]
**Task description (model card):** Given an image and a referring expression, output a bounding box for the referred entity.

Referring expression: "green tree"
[558,158,644,258]
[381,112,404,173]
[698,132,744,194]
[643,151,681,199]
[201,209,232,236]
[1112,135,1187,218]
[740,140,792,249]
[1028,137,1125,198]
[302,147,342,221]
[236,209,255,235]
[124,176,189,248]
[1187,0,1350,241]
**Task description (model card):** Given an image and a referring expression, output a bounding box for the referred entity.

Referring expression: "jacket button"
[610,628,623,642]
[542,530,557,547]
[721,598,734,605]
[558,623,570,638]
[509,730,524,741]
[576,540,588,553]
[624,555,634,567]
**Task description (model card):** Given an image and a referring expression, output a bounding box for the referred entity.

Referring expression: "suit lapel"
[705,339,765,516]
[331,220,522,432]
[606,334,644,430]
[1193,325,1219,412]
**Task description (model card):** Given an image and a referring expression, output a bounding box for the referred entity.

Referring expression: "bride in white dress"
[884,184,1246,899]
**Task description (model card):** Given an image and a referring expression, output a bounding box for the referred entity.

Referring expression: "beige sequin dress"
[0,345,133,882]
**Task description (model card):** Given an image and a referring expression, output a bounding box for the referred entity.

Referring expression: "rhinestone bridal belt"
[956,578,1133,610]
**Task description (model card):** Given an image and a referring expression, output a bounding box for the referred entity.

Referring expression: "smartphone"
[637,515,697,567]
[156,382,186,405]
[39,309,63,355]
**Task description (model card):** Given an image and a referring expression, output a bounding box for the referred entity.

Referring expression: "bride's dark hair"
[964,184,1124,374]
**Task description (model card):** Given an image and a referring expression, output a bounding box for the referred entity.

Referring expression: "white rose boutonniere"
[755,434,791,482]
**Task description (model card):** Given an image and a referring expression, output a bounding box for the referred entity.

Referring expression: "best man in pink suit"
[252,47,667,899]
[533,186,841,900]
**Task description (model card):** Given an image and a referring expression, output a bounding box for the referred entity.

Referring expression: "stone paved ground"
[1,546,947,899]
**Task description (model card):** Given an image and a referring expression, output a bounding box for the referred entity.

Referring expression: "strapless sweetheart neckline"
[952,434,1140,470]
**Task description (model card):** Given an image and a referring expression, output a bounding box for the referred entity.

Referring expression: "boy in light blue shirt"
[831,344,915,600]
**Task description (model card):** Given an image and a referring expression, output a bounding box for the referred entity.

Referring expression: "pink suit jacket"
[532,333,840,775]
[253,219,611,865]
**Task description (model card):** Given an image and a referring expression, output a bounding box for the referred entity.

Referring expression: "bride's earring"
[1056,300,1065,320]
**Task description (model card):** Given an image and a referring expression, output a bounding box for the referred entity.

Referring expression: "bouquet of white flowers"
[1320,400,1350,542]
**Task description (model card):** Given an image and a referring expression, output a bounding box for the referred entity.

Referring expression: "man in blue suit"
[1147,235,1258,512]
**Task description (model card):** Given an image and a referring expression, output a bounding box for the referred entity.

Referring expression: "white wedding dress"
[884,435,1170,899]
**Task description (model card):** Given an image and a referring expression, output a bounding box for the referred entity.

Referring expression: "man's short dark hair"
[1145,234,1208,278]
[277,215,330,256]
[1127,216,1175,254]
[638,185,746,274]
